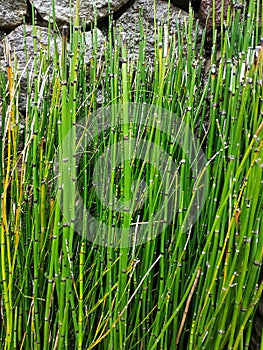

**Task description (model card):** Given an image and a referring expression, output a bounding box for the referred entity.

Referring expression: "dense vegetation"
[0,0,263,349]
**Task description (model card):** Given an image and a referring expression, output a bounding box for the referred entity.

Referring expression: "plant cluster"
[0,0,263,349]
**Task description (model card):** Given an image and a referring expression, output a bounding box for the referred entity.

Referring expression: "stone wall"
[0,0,204,110]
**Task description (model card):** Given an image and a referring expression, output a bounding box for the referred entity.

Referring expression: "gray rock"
[0,31,5,41]
[84,28,106,63]
[116,0,202,64]
[0,0,27,30]
[30,0,131,25]
[0,25,62,110]
[0,24,107,110]
[196,0,232,33]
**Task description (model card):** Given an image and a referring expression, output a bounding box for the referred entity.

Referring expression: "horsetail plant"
[0,0,263,349]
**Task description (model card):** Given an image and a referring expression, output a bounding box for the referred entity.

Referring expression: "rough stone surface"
[30,0,131,25]
[84,28,106,62]
[0,25,106,110]
[0,0,27,30]
[196,0,232,33]
[116,0,201,64]
[0,25,62,110]
[0,31,5,43]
